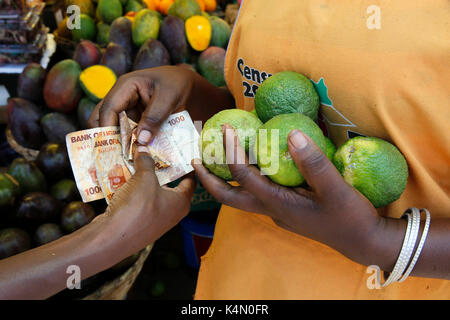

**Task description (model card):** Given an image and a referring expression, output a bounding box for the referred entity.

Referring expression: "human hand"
[193,124,383,262]
[105,146,196,248]
[88,65,198,145]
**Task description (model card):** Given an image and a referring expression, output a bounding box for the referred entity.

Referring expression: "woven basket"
[5,127,39,161]
[82,243,153,300]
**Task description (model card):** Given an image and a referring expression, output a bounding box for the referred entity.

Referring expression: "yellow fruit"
[185,15,211,51]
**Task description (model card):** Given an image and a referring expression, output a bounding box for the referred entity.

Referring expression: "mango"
[50,179,80,204]
[110,17,134,56]
[66,0,95,17]
[0,228,30,259]
[96,22,110,46]
[132,9,160,47]
[133,39,170,71]
[43,59,83,113]
[209,16,231,48]
[73,40,102,69]
[36,142,72,182]
[198,46,226,86]
[77,97,97,129]
[168,0,201,21]
[79,65,117,102]
[100,42,132,77]
[40,112,78,144]
[34,223,64,246]
[185,15,211,51]
[7,97,45,149]
[17,63,46,104]
[7,158,47,194]
[98,0,123,24]
[126,0,144,13]
[71,14,96,42]
[15,192,62,226]
[160,16,191,64]
[0,173,20,208]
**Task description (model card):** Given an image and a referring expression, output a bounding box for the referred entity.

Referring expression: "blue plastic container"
[180,215,217,269]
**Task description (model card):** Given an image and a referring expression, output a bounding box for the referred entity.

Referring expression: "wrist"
[364,216,408,272]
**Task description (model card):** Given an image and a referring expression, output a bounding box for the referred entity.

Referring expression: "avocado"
[7,97,46,149]
[50,179,80,203]
[100,42,132,77]
[77,97,97,129]
[17,63,46,104]
[40,112,78,144]
[36,142,72,182]
[110,17,134,57]
[133,39,170,71]
[0,228,31,259]
[7,157,47,194]
[159,16,191,64]
[15,192,62,226]
[0,173,21,208]
[61,201,95,233]
[34,223,64,246]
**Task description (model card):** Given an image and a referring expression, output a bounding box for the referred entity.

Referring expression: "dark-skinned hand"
[193,124,385,265]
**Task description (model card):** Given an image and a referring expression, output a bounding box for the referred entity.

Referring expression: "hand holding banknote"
[104,147,196,245]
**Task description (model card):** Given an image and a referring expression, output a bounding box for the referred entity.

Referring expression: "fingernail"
[137,146,149,154]
[138,130,151,144]
[222,123,232,133]
[289,130,308,149]
[191,158,202,165]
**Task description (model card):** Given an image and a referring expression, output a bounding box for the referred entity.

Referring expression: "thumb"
[287,130,343,195]
[133,146,158,184]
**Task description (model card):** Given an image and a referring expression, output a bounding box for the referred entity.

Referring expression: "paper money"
[66,111,200,203]
[66,126,119,202]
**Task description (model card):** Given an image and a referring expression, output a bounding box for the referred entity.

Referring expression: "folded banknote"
[66,111,200,203]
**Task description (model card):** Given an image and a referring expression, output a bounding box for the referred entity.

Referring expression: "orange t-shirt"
[195,0,450,299]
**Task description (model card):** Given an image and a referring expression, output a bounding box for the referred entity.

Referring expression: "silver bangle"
[398,208,431,282]
[382,208,421,287]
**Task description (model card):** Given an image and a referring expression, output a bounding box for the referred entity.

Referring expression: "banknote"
[66,126,120,202]
[66,111,200,203]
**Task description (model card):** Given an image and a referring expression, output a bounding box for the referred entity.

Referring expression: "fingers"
[192,160,261,211]
[222,123,279,198]
[172,172,196,200]
[133,146,158,184]
[287,130,343,196]
[135,82,180,145]
[94,73,153,127]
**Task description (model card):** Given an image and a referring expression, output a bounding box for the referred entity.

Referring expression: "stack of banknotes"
[66,111,200,204]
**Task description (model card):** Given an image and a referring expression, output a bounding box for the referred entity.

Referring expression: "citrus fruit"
[333,136,408,208]
[254,113,326,187]
[201,109,263,180]
[254,71,320,123]
[324,136,336,160]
